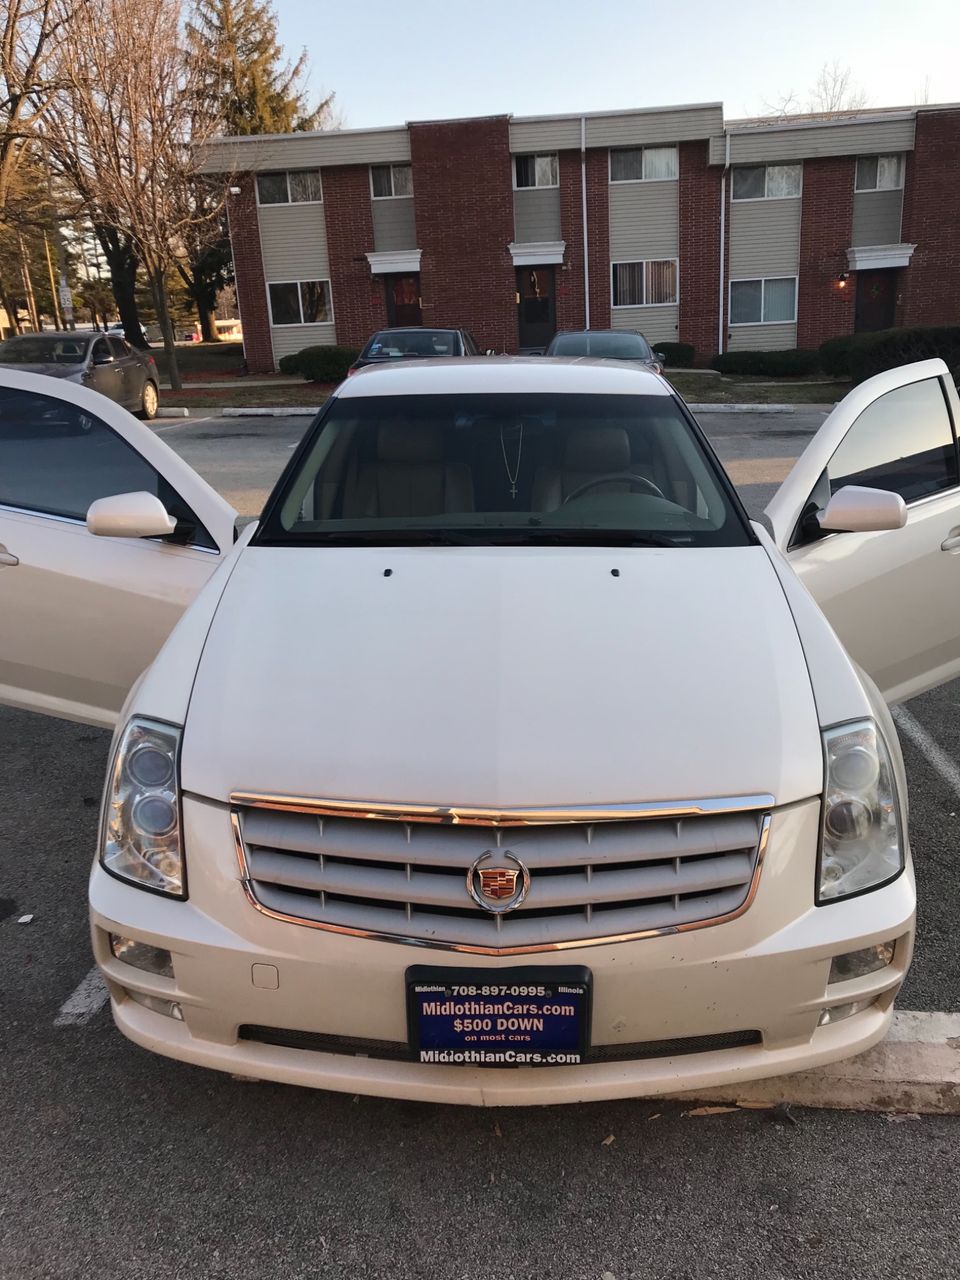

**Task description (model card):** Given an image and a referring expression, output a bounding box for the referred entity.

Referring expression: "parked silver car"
[0,331,160,419]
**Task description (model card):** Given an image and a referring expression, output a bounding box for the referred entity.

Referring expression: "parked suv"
[544,329,664,372]
[1,355,954,1104]
[350,328,481,373]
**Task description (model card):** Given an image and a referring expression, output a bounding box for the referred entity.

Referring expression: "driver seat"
[532,427,633,512]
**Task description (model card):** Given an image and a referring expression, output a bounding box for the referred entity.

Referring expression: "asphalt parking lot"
[2,409,959,1278]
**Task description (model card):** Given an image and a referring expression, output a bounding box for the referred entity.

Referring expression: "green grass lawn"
[165,382,333,410]
[153,341,245,380]
[667,373,849,404]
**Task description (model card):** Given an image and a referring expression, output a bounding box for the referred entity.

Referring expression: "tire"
[138,380,159,420]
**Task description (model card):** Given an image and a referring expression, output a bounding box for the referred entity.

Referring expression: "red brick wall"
[323,166,386,349]
[556,150,585,331]
[556,148,610,331]
[227,175,274,374]
[678,141,722,361]
[796,157,857,349]
[899,109,960,327]
[409,116,516,352]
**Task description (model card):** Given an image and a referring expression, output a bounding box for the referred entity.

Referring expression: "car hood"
[180,544,823,808]
[0,362,80,378]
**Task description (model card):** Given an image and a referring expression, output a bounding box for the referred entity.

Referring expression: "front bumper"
[90,796,915,1106]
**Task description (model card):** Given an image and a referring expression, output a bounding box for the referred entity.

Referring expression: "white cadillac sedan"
[1,357,957,1105]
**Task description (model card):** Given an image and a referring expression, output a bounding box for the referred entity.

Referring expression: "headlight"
[818,719,903,904]
[100,717,185,897]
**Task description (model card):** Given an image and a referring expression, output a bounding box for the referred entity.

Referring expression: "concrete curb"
[156,407,190,418]
[221,407,321,418]
[668,1011,960,1115]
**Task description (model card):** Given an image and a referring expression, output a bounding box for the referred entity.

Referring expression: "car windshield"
[548,333,653,360]
[362,331,460,358]
[0,336,88,365]
[256,392,752,548]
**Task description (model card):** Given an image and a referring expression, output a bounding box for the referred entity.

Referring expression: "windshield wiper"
[267,528,681,548]
[499,528,679,547]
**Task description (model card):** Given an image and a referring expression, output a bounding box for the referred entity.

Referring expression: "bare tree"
[45,0,226,388]
[764,62,869,120]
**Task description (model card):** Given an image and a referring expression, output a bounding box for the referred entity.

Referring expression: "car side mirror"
[86,491,177,539]
[654,350,667,362]
[92,351,114,366]
[817,485,907,534]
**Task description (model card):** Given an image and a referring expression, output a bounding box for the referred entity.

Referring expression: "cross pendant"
[510,483,518,499]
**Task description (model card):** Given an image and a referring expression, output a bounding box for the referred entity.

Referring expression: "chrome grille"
[234,802,769,953]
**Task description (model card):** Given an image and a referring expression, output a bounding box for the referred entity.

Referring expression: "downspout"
[580,115,590,329]
[718,131,730,354]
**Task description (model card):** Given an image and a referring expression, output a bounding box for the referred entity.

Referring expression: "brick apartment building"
[198,100,960,373]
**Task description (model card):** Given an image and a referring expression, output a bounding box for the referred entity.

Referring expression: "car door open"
[0,369,236,727]
[766,358,960,704]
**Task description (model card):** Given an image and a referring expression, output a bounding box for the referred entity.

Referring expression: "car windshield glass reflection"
[0,337,89,364]
[549,333,651,360]
[363,331,458,358]
[256,392,751,549]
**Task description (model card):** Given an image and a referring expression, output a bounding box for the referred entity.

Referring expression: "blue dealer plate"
[406,966,592,1067]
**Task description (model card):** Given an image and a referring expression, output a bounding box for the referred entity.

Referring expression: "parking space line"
[892,704,960,800]
[54,966,108,1026]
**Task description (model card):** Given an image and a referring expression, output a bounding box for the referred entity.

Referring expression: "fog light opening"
[828,940,896,985]
[818,997,876,1027]
[126,989,183,1021]
[110,934,175,979]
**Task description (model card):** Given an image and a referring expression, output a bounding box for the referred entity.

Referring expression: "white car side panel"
[0,506,222,727]
[0,369,238,724]
[766,360,960,701]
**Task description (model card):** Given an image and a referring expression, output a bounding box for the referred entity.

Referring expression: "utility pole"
[17,231,40,331]
[43,233,64,329]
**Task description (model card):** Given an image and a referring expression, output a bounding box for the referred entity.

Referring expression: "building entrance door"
[516,266,556,351]
[386,274,422,326]
[855,269,898,332]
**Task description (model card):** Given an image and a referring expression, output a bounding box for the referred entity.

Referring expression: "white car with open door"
[1,357,957,1106]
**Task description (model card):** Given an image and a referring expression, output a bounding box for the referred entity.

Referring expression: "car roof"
[370,327,460,336]
[338,356,671,398]
[4,331,92,341]
[550,329,648,338]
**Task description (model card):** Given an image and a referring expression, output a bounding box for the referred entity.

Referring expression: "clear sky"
[273,0,960,130]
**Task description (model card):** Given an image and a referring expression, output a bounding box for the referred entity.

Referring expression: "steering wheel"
[562,472,666,504]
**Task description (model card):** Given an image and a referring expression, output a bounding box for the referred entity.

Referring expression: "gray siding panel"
[199,127,411,173]
[727,322,797,351]
[610,304,679,342]
[509,104,722,153]
[372,198,417,252]
[851,189,903,246]
[609,182,679,260]
[513,188,561,242]
[259,204,329,280]
[729,200,801,277]
[271,323,337,364]
[711,117,915,165]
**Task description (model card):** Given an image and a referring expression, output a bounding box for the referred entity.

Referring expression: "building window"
[855,154,904,192]
[268,280,333,326]
[609,146,678,183]
[729,277,797,325]
[256,170,323,205]
[612,259,679,307]
[514,154,559,189]
[731,164,802,201]
[370,164,413,199]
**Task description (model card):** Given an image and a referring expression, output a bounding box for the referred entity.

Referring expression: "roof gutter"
[718,131,730,355]
[581,115,590,329]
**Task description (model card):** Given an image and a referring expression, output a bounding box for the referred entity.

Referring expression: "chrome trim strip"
[229,791,776,827]
[230,811,772,956]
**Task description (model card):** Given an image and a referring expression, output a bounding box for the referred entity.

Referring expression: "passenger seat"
[342,423,473,518]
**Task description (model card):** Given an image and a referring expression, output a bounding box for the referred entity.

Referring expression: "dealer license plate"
[406,966,591,1067]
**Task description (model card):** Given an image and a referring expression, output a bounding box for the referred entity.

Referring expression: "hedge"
[710,348,820,377]
[653,341,696,368]
[846,325,960,384]
[278,344,360,383]
[817,333,870,379]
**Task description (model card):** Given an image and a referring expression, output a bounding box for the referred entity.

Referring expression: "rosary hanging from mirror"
[500,423,523,500]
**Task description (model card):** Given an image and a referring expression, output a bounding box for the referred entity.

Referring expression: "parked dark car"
[543,329,665,372]
[0,331,160,418]
[349,327,481,374]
